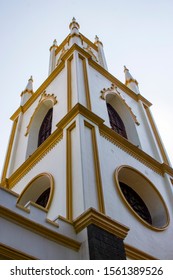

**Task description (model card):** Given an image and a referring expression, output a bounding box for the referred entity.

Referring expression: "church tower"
[1,18,173,260]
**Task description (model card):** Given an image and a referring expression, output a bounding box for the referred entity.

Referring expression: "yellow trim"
[0,205,81,251]
[66,121,76,221]
[143,104,169,165]
[10,61,65,121]
[78,54,91,110]
[1,117,18,184]
[25,91,57,136]
[125,243,158,260]
[88,58,152,107]
[73,207,129,239]
[17,173,54,210]
[84,120,105,214]
[101,83,140,125]
[115,165,170,231]
[0,243,37,260]
[4,128,63,188]
[4,103,173,189]
[67,55,73,112]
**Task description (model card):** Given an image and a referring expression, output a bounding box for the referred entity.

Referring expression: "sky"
[0,0,173,175]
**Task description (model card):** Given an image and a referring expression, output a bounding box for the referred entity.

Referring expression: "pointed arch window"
[38,108,53,147]
[107,103,127,139]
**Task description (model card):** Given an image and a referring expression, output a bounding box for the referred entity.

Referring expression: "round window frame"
[115,165,170,231]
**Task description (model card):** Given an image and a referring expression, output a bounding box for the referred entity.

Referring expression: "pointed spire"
[124,66,140,94]
[20,76,34,105]
[69,17,80,33]
[94,35,103,46]
[22,76,33,94]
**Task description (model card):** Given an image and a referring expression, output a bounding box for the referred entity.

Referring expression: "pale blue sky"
[0,0,173,173]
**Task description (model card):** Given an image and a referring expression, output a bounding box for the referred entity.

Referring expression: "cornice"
[0,243,37,260]
[73,207,129,239]
[0,205,81,251]
[3,129,63,188]
[125,243,158,260]
[4,103,173,189]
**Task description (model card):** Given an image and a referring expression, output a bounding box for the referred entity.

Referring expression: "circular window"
[115,166,169,230]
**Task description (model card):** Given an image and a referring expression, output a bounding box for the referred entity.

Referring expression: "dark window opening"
[119,182,152,224]
[38,108,53,147]
[107,103,127,139]
[35,188,50,208]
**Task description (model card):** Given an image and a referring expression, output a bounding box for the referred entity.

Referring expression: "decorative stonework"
[25,91,57,136]
[100,83,140,125]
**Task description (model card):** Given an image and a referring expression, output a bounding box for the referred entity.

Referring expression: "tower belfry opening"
[0,18,173,260]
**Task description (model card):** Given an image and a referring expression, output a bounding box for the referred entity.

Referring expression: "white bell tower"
[1,18,173,260]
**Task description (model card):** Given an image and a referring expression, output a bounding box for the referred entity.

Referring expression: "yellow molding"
[0,205,81,251]
[10,61,65,121]
[66,122,76,221]
[125,243,158,260]
[67,55,73,112]
[5,103,173,189]
[78,54,92,110]
[115,165,170,231]
[88,58,152,107]
[143,104,169,165]
[73,207,129,239]
[0,243,37,260]
[99,122,173,176]
[6,129,63,189]
[1,117,18,183]
[17,173,54,210]
[84,120,105,214]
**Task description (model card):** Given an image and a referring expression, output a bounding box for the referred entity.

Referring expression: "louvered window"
[107,103,127,139]
[38,108,53,147]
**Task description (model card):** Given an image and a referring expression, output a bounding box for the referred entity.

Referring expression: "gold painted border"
[3,103,173,190]
[67,54,73,112]
[66,121,76,221]
[1,117,18,184]
[17,173,54,210]
[84,120,105,214]
[114,165,170,231]
[0,243,37,260]
[143,104,169,165]
[78,54,91,110]
[73,207,129,239]
[0,205,81,251]
[125,243,158,260]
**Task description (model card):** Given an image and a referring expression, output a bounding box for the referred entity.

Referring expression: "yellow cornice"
[125,243,158,260]
[0,205,81,251]
[0,243,37,260]
[79,33,98,51]
[2,128,63,188]
[73,207,129,239]
[4,103,173,189]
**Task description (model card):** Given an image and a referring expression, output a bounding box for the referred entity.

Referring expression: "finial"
[53,39,57,46]
[69,17,80,31]
[94,35,103,46]
[124,65,129,72]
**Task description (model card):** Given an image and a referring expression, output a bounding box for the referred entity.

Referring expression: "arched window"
[17,173,54,210]
[38,107,53,147]
[107,103,127,139]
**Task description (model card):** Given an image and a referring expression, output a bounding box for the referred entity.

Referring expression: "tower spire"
[94,35,108,70]
[48,39,58,75]
[124,66,140,94]
[20,76,34,105]
[68,17,82,47]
